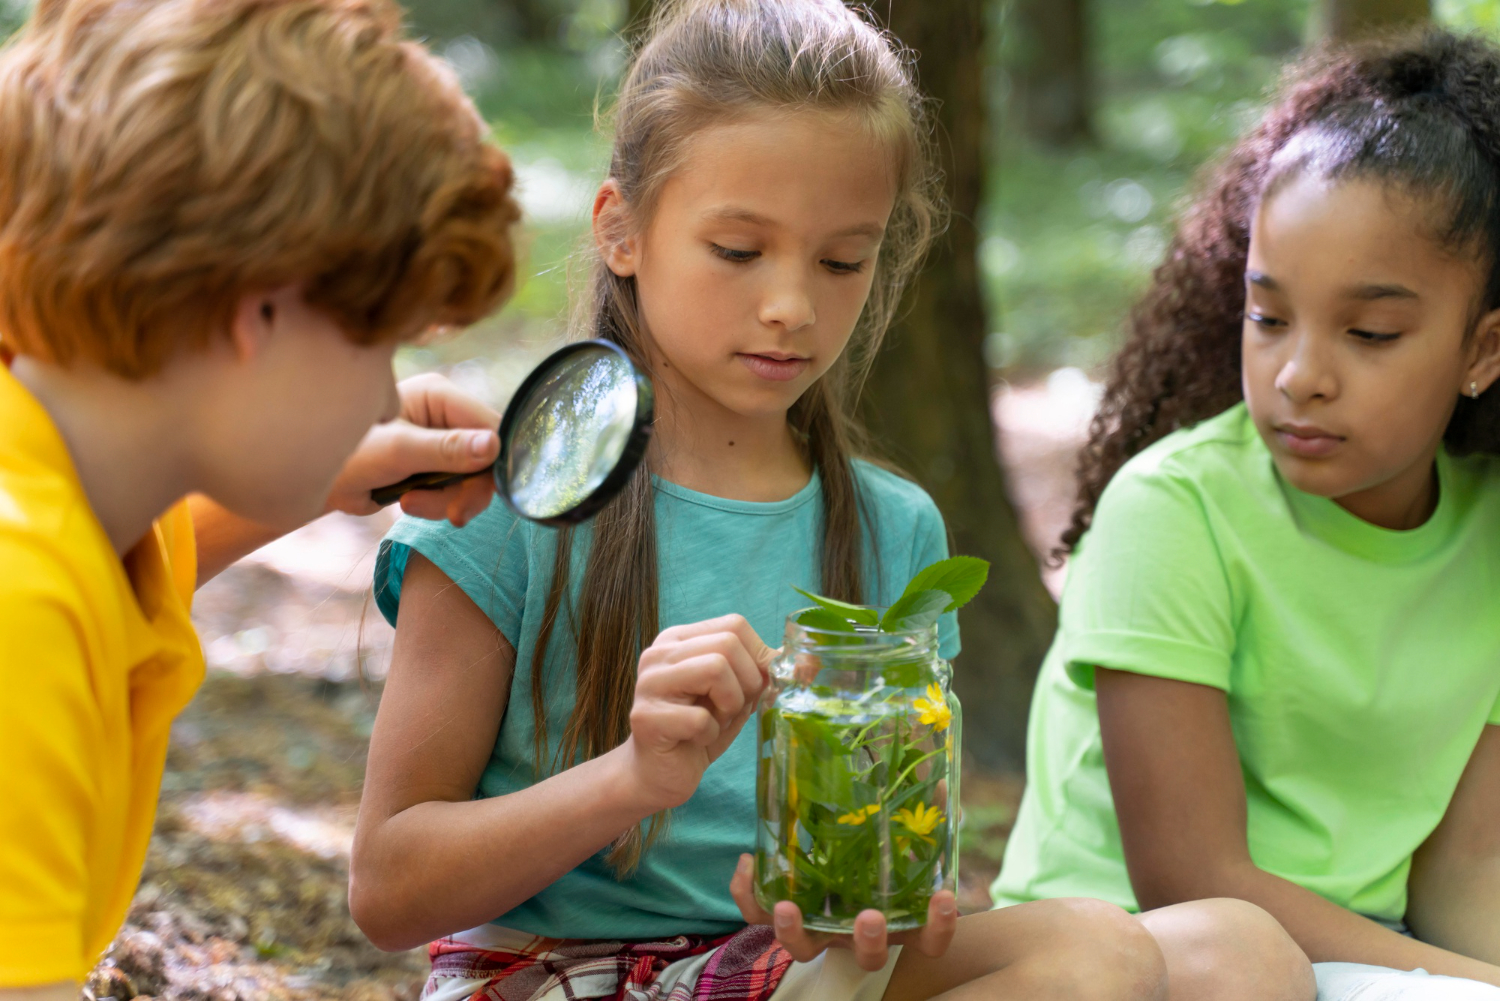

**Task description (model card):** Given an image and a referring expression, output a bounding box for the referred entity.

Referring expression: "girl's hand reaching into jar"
[617,614,775,811]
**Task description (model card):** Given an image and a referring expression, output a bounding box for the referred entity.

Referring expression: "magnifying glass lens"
[505,348,639,520]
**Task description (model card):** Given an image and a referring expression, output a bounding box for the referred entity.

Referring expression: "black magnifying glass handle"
[369,467,491,507]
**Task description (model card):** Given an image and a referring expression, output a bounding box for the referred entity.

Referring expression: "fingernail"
[469,430,494,456]
[940,901,957,917]
[860,924,880,938]
[774,911,793,928]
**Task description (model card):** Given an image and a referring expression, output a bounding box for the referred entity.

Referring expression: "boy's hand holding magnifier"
[326,371,500,527]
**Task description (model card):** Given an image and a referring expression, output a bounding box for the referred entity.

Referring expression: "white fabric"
[1316,963,1500,1001]
[768,945,902,1001]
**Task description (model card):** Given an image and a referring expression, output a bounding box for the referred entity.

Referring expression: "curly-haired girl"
[994,27,1500,1001]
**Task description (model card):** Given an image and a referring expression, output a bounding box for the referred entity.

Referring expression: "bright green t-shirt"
[993,404,1500,922]
[375,461,959,940]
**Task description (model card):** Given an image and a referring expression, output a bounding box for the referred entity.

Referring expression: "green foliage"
[756,689,956,928]
[793,557,991,635]
[989,0,1308,371]
[791,586,882,627]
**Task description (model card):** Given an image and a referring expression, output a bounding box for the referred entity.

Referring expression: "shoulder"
[0,514,97,657]
[0,458,103,608]
[385,493,538,564]
[0,448,72,540]
[851,459,943,528]
[1098,404,1266,517]
[375,495,549,631]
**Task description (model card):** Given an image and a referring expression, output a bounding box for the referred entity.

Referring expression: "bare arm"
[1097,668,1500,984]
[1407,724,1500,962]
[349,552,772,952]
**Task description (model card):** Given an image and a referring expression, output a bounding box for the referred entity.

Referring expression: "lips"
[1274,423,1345,458]
[737,353,810,382]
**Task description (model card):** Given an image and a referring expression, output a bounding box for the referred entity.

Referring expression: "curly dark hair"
[1061,28,1500,555]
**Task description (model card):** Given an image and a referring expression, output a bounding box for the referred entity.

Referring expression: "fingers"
[849,909,891,971]
[655,632,767,707]
[630,701,721,750]
[398,470,496,526]
[730,855,772,925]
[771,901,836,964]
[637,656,747,722]
[655,615,775,672]
[382,423,499,477]
[905,891,959,959]
[397,372,503,432]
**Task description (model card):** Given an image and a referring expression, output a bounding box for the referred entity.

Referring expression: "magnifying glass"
[369,340,654,526]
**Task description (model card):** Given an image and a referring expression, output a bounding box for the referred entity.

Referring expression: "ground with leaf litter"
[82,375,1089,1001]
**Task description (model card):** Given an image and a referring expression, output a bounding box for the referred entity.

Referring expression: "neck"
[650,372,810,503]
[11,356,199,555]
[1334,446,1442,531]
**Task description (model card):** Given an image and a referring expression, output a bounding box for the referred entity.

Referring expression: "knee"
[1143,897,1314,1001]
[1039,897,1170,1001]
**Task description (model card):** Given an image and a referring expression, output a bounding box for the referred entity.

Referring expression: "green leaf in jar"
[790,586,880,627]
[795,606,860,633]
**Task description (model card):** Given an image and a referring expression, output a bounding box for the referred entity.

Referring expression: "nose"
[759,263,816,333]
[1274,330,1339,404]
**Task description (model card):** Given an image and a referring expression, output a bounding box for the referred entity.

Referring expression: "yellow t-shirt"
[0,361,204,985]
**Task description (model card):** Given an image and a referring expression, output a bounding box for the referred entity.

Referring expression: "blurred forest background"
[46,0,1500,997]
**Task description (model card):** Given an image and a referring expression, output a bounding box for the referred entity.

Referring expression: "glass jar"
[754,613,961,933]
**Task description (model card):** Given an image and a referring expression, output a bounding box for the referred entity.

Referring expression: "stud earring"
[1471,381,1482,399]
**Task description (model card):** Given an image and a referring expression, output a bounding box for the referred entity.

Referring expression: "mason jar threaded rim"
[782,610,940,663]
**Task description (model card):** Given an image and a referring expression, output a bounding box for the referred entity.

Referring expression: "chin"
[1269,454,1352,500]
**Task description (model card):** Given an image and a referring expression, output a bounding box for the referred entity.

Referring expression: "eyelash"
[709,243,865,274]
[1245,312,1401,343]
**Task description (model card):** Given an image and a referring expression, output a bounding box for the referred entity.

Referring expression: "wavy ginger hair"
[1064,29,1500,555]
[0,0,520,377]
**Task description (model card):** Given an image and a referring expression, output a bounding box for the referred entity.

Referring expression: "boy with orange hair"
[0,0,521,994]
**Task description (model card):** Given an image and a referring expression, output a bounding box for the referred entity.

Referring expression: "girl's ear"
[1466,305,1500,397]
[593,179,640,278]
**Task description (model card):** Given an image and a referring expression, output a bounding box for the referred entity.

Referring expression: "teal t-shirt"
[994,404,1500,922]
[375,460,959,939]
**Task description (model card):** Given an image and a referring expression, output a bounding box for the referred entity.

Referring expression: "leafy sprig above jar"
[790,555,991,633]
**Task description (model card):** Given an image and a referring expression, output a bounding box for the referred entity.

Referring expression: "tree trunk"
[1313,0,1429,41]
[1007,0,1093,146]
[872,0,1058,774]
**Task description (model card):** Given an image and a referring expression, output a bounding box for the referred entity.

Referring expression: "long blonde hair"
[533,0,944,874]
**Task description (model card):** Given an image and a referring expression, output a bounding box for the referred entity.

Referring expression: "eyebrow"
[703,206,885,240]
[1245,270,1419,301]
[1346,282,1419,301]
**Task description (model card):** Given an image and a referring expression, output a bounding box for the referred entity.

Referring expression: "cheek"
[638,257,736,354]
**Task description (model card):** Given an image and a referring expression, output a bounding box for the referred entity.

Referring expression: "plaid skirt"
[422,924,794,1001]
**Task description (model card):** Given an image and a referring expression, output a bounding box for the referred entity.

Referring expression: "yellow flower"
[837,803,882,826]
[894,802,945,845]
[913,683,952,731]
